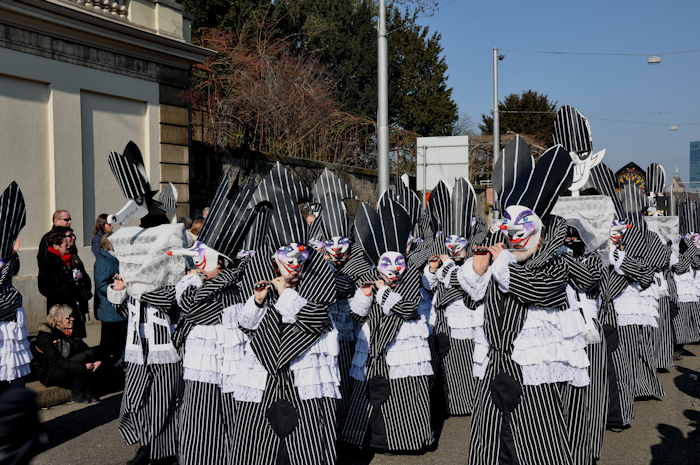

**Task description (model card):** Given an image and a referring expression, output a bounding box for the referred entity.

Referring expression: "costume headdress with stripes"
[0,182,26,265]
[251,162,313,279]
[428,178,478,258]
[310,169,356,263]
[168,172,264,272]
[645,163,666,215]
[679,199,700,236]
[156,182,178,224]
[493,135,573,261]
[354,195,412,285]
[107,141,165,225]
[553,105,607,194]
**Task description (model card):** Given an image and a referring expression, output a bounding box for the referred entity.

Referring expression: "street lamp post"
[377,0,390,197]
[492,48,501,164]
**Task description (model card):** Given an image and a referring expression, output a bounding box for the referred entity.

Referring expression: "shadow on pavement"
[673,367,700,399]
[650,409,699,465]
[40,393,123,451]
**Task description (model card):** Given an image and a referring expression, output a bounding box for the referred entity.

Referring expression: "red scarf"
[48,247,73,267]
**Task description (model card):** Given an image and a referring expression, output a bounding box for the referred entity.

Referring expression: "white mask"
[497,206,542,262]
[377,251,407,285]
[323,236,351,263]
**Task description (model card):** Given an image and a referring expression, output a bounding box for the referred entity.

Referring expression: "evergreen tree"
[480,90,557,145]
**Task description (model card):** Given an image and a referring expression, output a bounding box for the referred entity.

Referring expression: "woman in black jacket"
[37,228,92,338]
[31,304,102,403]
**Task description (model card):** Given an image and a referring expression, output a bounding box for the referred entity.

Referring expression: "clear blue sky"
[422,0,700,180]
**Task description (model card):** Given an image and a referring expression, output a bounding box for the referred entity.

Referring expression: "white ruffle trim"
[275,288,308,324]
[674,271,698,303]
[614,283,659,327]
[444,300,484,340]
[491,251,515,292]
[107,286,127,305]
[0,308,32,382]
[511,306,590,386]
[379,289,402,316]
[472,322,490,379]
[350,314,434,381]
[224,345,268,402]
[175,273,203,306]
[239,296,267,330]
[422,265,438,290]
[290,328,341,400]
[349,288,373,317]
[329,300,355,342]
[457,258,491,301]
[566,285,600,344]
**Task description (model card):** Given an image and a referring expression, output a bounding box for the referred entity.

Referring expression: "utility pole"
[492,48,501,164]
[377,0,389,197]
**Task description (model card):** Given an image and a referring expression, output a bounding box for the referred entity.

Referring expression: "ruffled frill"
[614,283,659,327]
[511,306,590,386]
[674,271,698,303]
[456,258,491,301]
[566,285,600,344]
[385,316,433,379]
[444,299,484,340]
[349,288,372,317]
[290,328,342,400]
[175,273,203,306]
[275,289,308,324]
[328,300,355,342]
[472,319,490,379]
[239,296,266,330]
[0,308,31,382]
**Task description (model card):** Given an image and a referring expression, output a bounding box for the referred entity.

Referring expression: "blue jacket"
[93,249,125,322]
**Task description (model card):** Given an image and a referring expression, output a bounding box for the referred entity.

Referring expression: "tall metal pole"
[492,48,500,164]
[377,0,389,197]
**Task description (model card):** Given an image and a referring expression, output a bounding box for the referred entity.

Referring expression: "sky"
[422,0,700,181]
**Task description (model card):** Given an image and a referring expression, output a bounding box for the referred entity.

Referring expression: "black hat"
[494,135,573,218]
[589,162,626,220]
[311,169,355,239]
[354,195,412,263]
[645,163,666,195]
[553,105,593,156]
[0,182,26,263]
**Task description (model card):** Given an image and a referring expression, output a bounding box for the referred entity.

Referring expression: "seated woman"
[31,304,102,403]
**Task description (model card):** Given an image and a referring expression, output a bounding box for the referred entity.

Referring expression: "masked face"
[323,236,351,263]
[444,234,468,259]
[688,233,700,248]
[274,243,310,279]
[377,251,406,285]
[564,228,585,257]
[167,241,221,273]
[498,206,542,262]
[609,219,630,246]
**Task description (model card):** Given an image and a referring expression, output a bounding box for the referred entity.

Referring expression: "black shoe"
[127,446,150,465]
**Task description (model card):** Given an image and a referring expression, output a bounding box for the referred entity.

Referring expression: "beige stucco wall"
[0,46,160,332]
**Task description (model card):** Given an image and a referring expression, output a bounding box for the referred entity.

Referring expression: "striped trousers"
[336,340,355,431]
[120,361,182,460]
[468,356,573,465]
[433,335,477,416]
[653,297,674,369]
[178,381,231,465]
[672,302,700,345]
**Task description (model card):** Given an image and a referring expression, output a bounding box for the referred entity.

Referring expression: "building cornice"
[0,0,214,67]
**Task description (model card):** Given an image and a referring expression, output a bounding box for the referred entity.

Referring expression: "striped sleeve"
[508,262,568,309]
[140,285,177,309]
[672,248,693,274]
[619,255,655,289]
[179,269,237,325]
[563,254,598,293]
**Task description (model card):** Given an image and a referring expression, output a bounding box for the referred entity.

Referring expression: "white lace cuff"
[349,288,373,317]
[175,273,203,306]
[275,288,308,324]
[457,257,491,300]
[239,296,267,330]
[492,250,516,292]
[378,288,402,316]
[422,264,439,290]
[107,286,127,305]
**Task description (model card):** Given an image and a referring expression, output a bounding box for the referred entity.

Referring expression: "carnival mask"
[167,241,222,273]
[687,233,700,248]
[609,219,631,246]
[274,243,310,278]
[444,234,468,259]
[564,227,585,257]
[323,236,351,263]
[498,206,542,262]
[377,251,406,285]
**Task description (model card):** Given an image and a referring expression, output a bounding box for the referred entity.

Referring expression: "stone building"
[0,0,212,330]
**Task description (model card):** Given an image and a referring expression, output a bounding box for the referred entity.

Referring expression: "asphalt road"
[32,346,700,465]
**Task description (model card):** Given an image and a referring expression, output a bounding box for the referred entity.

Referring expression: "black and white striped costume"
[0,182,31,385]
[463,217,576,465]
[107,224,188,461]
[671,238,700,345]
[645,233,674,371]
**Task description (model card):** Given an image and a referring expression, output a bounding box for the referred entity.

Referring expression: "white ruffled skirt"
[0,307,32,382]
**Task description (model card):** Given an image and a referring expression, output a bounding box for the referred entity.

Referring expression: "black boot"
[127,445,150,465]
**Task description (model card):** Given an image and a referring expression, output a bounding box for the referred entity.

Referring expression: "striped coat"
[341,266,435,452]
[670,239,700,344]
[229,250,339,465]
[466,217,575,465]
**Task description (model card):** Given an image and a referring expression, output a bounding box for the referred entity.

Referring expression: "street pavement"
[32,346,700,465]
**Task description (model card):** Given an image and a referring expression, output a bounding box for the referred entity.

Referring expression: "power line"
[503,48,700,57]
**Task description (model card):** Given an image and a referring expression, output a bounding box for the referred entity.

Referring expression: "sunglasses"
[60,217,72,222]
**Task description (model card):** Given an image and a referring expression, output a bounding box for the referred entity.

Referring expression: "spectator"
[93,236,126,366]
[37,228,92,338]
[37,210,73,268]
[201,206,210,219]
[90,213,113,258]
[31,305,102,403]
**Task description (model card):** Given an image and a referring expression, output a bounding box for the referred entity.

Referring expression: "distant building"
[690,141,700,183]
